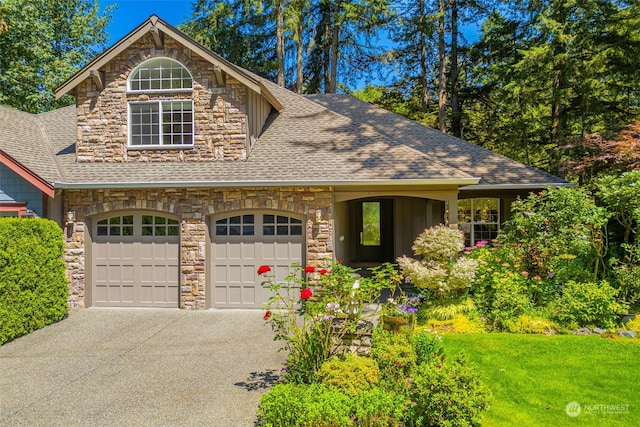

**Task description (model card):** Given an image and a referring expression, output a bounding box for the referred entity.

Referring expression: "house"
[0,15,567,310]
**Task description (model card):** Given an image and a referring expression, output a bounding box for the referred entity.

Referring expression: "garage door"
[91,213,180,307]
[210,212,304,308]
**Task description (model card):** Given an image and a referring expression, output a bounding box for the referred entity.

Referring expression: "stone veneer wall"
[75,33,249,163]
[63,187,334,310]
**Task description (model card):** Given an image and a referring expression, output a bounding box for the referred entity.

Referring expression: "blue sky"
[101,0,193,44]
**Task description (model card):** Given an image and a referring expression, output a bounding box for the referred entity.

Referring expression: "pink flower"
[304,266,315,274]
[533,275,541,280]
[300,288,313,300]
[521,271,529,277]
[257,265,271,275]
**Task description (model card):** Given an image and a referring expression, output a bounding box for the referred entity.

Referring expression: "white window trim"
[127,57,194,93]
[127,100,195,148]
[458,198,500,246]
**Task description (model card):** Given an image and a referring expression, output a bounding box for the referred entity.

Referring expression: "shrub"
[553,280,627,329]
[501,186,609,278]
[371,329,416,393]
[398,225,478,303]
[257,383,352,426]
[411,329,444,365]
[507,314,559,335]
[423,314,487,334]
[318,353,379,395]
[0,218,68,344]
[486,272,533,331]
[351,388,409,426]
[410,353,491,427]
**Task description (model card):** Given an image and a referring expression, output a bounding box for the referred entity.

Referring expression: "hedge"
[0,218,68,345]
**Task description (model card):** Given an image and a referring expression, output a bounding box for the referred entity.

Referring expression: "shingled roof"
[306,94,566,189]
[1,14,566,191]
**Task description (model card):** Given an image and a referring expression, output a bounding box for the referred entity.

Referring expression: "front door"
[352,199,394,263]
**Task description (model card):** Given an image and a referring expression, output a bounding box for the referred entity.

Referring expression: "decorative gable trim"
[0,150,55,198]
[54,15,280,110]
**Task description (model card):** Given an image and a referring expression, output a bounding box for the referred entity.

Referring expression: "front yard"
[443,333,640,426]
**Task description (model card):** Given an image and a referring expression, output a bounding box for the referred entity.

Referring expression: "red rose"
[263,310,272,320]
[319,268,328,275]
[257,265,271,275]
[300,288,313,300]
[337,259,342,264]
[304,266,315,274]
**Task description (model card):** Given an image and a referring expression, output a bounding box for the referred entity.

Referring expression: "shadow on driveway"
[0,309,286,426]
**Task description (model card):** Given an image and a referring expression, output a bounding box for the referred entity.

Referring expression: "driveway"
[0,309,286,426]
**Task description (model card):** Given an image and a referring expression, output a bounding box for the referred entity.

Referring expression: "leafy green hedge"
[0,218,68,344]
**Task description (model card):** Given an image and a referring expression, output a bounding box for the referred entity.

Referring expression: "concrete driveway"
[0,309,287,426]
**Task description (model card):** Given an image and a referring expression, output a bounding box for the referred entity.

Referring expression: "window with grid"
[263,215,303,236]
[458,198,500,246]
[129,101,193,146]
[97,215,134,236]
[129,58,192,91]
[127,57,194,147]
[142,215,180,236]
[215,215,255,236]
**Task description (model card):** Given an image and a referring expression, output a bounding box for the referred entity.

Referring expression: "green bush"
[506,314,559,335]
[257,383,353,426]
[0,218,68,344]
[553,280,627,329]
[351,388,409,426]
[410,353,491,427]
[411,329,444,365]
[318,353,379,395]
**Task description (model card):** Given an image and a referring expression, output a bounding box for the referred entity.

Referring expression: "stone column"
[180,218,207,309]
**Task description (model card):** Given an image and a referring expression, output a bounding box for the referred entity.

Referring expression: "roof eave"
[460,182,572,191]
[53,177,481,190]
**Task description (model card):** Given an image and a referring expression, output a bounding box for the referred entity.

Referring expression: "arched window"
[128,58,192,91]
[127,58,194,147]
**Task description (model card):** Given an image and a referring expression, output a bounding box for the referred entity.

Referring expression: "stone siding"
[75,33,249,163]
[63,187,334,310]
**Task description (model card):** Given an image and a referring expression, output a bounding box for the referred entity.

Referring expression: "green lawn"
[442,333,640,427]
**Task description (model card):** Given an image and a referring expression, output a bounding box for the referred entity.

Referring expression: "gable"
[55,15,277,164]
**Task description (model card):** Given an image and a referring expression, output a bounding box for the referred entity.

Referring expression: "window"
[142,215,180,236]
[361,201,381,246]
[263,215,302,236]
[458,198,500,246]
[128,58,192,91]
[128,58,194,147]
[97,215,134,236]
[129,101,193,146]
[216,215,255,236]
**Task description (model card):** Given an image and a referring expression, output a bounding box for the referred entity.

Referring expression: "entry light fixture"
[66,210,76,224]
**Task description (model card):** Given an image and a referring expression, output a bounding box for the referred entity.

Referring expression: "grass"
[442,333,640,427]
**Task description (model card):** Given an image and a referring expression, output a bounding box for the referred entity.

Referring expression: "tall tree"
[0,0,111,113]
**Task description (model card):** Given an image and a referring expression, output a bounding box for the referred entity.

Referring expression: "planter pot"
[382,315,415,333]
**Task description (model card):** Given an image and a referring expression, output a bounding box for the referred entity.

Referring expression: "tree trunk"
[329,0,341,93]
[296,11,304,94]
[418,0,429,109]
[323,1,331,93]
[450,0,461,138]
[438,0,447,133]
[276,0,285,87]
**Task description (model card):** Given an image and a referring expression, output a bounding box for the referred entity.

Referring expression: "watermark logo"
[566,402,581,417]
[566,402,630,417]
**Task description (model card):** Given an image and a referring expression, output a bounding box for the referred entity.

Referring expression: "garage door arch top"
[89,211,180,308]
[208,211,307,308]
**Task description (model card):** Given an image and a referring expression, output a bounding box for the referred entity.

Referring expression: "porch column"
[445,191,459,229]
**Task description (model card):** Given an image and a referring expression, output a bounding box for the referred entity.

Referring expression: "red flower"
[257,265,271,275]
[304,266,315,274]
[300,287,313,300]
[337,259,342,264]
[319,268,328,275]
[263,310,272,320]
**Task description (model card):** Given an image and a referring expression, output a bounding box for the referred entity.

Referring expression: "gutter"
[460,182,572,191]
[53,177,481,190]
